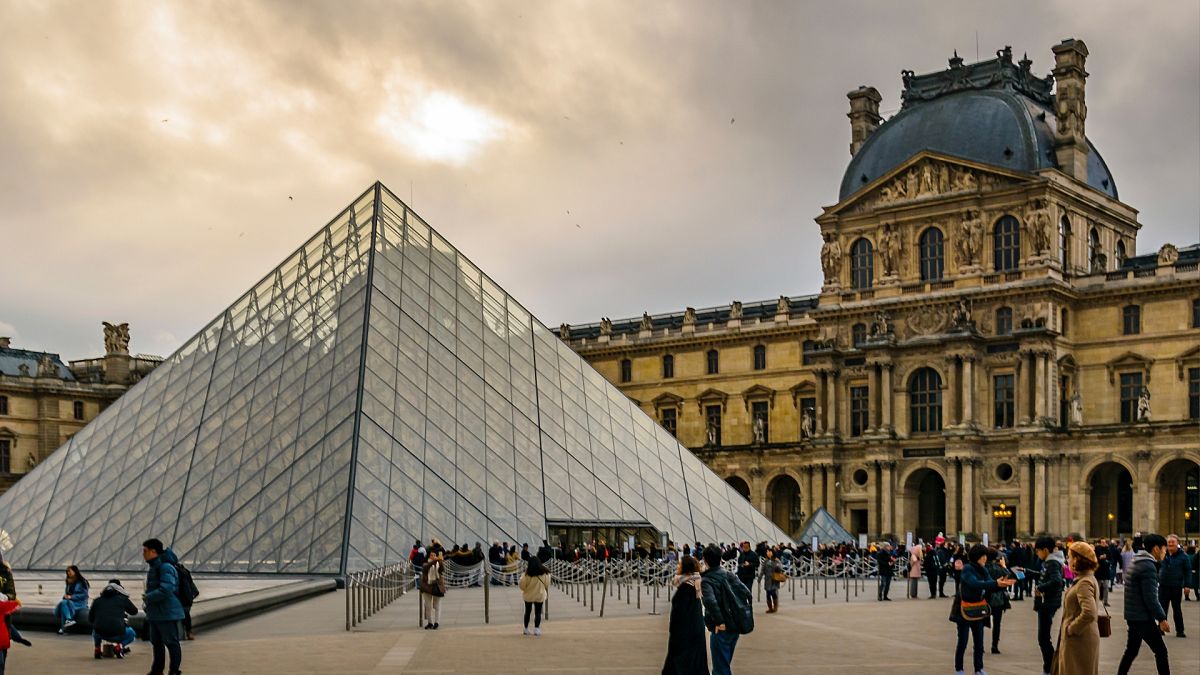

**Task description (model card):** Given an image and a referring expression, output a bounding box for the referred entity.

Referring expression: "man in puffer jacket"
[1158,534,1190,637]
[1117,533,1170,675]
[142,539,185,675]
[88,579,137,659]
[1031,537,1064,675]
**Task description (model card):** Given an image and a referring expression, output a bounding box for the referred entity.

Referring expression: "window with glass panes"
[0,439,8,473]
[619,359,632,383]
[753,345,767,371]
[851,238,874,290]
[852,323,867,348]
[662,354,674,379]
[1119,372,1142,423]
[993,374,1015,428]
[1193,299,1200,328]
[909,367,942,433]
[850,385,869,436]
[1189,367,1200,421]
[706,349,719,375]
[0,396,7,415]
[993,216,1021,272]
[919,227,944,281]
[1059,216,1071,270]
[1122,305,1140,335]
[751,400,769,442]
[661,407,678,437]
[72,401,84,420]
[996,307,1013,336]
[705,404,722,445]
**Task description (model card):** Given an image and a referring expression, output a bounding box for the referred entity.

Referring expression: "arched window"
[1115,240,1127,269]
[993,216,1021,272]
[1088,227,1101,272]
[1059,215,1071,270]
[619,358,632,383]
[753,345,767,370]
[852,323,867,347]
[662,354,674,379]
[996,307,1013,336]
[918,227,944,281]
[850,238,874,290]
[909,367,943,433]
[706,349,719,375]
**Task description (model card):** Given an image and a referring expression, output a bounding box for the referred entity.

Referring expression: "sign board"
[858,533,868,549]
[622,541,630,554]
[628,535,635,552]
[958,533,966,545]
[811,536,819,551]
[983,533,990,547]
[902,447,945,458]
[906,532,913,549]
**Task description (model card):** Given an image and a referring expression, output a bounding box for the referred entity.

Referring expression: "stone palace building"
[562,40,1200,543]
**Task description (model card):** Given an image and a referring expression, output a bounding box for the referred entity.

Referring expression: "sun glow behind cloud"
[377,88,507,165]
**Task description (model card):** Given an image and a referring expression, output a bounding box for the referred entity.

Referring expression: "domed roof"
[839,51,1117,202]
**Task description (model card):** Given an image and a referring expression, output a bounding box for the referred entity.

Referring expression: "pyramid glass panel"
[0,183,789,574]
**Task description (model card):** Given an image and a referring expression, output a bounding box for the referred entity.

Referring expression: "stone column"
[881,365,894,432]
[869,367,881,432]
[945,356,960,427]
[1018,352,1032,425]
[826,464,839,521]
[868,461,880,535]
[1067,455,1082,534]
[802,465,814,520]
[962,357,976,427]
[1019,458,1033,536]
[1034,457,1048,534]
[946,458,959,534]
[813,464,827,511]
[815,370,827,435]
[1135,450,1153,532]
[1034,352,1047,423]
[961,459,976,535]
[828,370,841,437]
[881,461,895,536]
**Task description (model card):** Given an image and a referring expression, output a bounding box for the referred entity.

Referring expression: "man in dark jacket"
[1007,540,1027,600]
[142,539,185,675]
[929,539,951,598]
[1031,537,1064,675]
[1117,533,1171,675]
[875,544,895,601]
[1158,534,1190,637]
[735,541,759,592]
[88,579,138,659]
[701,545,751,675]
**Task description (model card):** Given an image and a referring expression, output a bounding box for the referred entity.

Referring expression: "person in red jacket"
[0,592,23,674]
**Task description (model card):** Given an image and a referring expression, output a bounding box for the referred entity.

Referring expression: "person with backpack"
[700,544,752,675]
[518,556,551,636]
[142,538,184,675]
[174,559,199,640]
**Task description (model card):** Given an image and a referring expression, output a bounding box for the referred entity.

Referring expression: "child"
[0,556,29,648]
[0,592,23,674]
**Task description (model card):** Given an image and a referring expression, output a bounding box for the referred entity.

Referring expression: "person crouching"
[88,579,138,659]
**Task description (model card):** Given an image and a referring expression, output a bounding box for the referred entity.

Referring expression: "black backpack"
[172,562,199,606]
[721,572,755,635]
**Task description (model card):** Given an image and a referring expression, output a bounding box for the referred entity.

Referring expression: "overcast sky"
[2,0,1197,361]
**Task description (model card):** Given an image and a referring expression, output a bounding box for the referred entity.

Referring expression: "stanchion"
[599,573,609,617]
[484,564,490,625]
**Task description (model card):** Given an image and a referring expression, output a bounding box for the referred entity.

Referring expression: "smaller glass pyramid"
[0,183,790,574]
[796,507,855,545]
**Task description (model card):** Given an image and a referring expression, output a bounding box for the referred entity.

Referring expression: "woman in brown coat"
[1052,541,1101,675]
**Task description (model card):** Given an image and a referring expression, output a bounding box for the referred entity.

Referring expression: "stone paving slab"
[5,582,1197,673]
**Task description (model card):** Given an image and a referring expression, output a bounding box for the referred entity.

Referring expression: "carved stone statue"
[958,209,984,267]
[683,307,697,327]
[26,451,38,471]
[800,408,814,440]
[951,166,977,191]
[752,417,766,444]
[950,298,973,330]
[918,162,936,196]
[640,312,653,331]
[1026,199,1053,254]
[37,354,58,378]
[1158,243,1180,266]
[879,223,901,276]
[1137,388,1151,422]
[776,295,790,315]
[728,301,743,321]
[820,233,843,285]
[705,421,718,447]
[1071,391,1083,427]
[869,310,893,337]
[17,363,30,377]
[558,323,571,340]
[102,322,131,355]
[599,317,613,336]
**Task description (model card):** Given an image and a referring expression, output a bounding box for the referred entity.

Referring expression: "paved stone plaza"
[7,581,1197,673]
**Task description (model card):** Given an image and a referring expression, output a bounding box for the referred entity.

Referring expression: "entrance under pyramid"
[0,183,789,574]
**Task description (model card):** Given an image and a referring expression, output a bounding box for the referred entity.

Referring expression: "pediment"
[740,384,776,410]
[827,152,1032,216]
[1105,351,1153,384]
[651,392,684,408]
[695,388,729,413]
[1176,345,1200,380]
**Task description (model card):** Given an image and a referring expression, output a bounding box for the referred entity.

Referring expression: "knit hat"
[934,535,945,545]
[1068,541,1097,566]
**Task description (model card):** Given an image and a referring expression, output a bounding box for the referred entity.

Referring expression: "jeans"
[523,601,543,628]
[991,609,1004,649]
[1117,620,1170,675]
[148,620,182,675]
[53,600,80,628]
[1037,608,1057,673]
[954,620,985,673]
[877,576,892,600]
[1159,585,1184,635]
[3,615,21,644]
[709,630,739,675]
[0,648,6,675]
[93,626,137,648]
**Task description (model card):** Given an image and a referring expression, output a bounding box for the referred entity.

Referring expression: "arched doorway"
[1089,462,1133,538]
[904,468,946,543]
[725,475,751,501]
[767,475,803,536]
[1157,458,1200,536]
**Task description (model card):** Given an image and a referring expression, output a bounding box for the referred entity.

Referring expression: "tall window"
[850,238,874,290]
[1122,305,1140,335]
[1059,215,1071,270]
[1192,299,1200,329]
[1088,228,1101,271]
[1119,372,1142,424]
[72,401,84,421]
[850,385,870,436]
[909,367,943,433]
[662,354,674,379]
[0,395,7,416]
[705,404,722,445]
[661,407,678,437]
[996,307,1013,336]
[1060,308,1069,336]
[0,439,9,474]
[801,340,816,365]
[706,349,719,375]
[1115,240,1127,269]
[919,227,945,281]
[1189,367,1200,421]
[751,400,769,443]
[993,374,1015,428]
[993,215,1021,272]
[753,345,767,371]
[852,323,867,348]
[619,359,632,383]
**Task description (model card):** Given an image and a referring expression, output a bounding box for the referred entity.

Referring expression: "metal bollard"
[484,565,490,625]
[599,574,608,617]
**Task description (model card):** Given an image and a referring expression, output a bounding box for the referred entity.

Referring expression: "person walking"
[662,556,707,675]
[762,548,783,613]
[1158,534,1190,638]
[876,543,895,601]
[419,551,445,630]
[931,537,951,598]
[983,547,1011,655]
[1186,544,1199,602]
[518,556,550,636]
[0,555,29,648]
[735,541,758,594]
[54,566,89,634]
[141,539,184,675]
[1095,540,1112,607]
[908,545,924,599]
[1030,537,1065,675]
[88,579,138,659]
[1008,540,1027,601]
[1051,542,1101,675]
[1116,533,1171,675]
[700,544,752,675]
[1119,540,1134,586]
[951,543,1015,675]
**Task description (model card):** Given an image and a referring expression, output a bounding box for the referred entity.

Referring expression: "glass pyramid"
[0,183,789,574]
[796,507,855,545]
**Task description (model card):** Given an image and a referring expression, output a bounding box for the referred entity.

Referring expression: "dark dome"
[839,89,1117,202]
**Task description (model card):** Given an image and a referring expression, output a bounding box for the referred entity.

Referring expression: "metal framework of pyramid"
[0,183,789,574]
[796,507,855,545]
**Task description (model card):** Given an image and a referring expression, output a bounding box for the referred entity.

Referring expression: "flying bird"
[288,196,293,200]
[161,119,168,123]
[730,117,735,124]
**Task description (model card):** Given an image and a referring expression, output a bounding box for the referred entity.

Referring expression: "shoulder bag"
[1096,581,1111,638]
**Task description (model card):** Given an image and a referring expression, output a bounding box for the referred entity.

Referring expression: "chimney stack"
[847,86,882,156]
[0,337,10,349]
[1051,38,1089,183]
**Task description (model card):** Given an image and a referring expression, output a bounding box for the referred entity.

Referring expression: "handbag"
[1097,583,1111,638]
[771,570,788,584]
[959,597,991,621]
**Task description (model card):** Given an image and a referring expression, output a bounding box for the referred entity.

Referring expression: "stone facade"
[564,41,1200,543]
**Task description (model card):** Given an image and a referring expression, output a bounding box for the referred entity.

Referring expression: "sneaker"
[57,629,64,635]
[116,647,125,659]
[990,647,1000,654]
[424,623,432,630]
[433,623,439,630]
[63,619,77,629]
[186,631,195,640]
[523,627,529,635]
[1177,633,1187,638]
[534,627,541,636]
[975,671,987,675]
[123,646,131,656]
